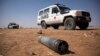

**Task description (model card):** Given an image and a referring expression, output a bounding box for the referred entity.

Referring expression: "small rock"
[84,33,88,37]
[0,33,2,35]
[0,55,3,56]
[48,52,53,56]
[32,52,36,55]
[37,30,42,34]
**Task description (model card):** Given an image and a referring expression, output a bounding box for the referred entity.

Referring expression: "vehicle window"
[9,23,16,25]
[39,11,43,16]
[41,8,49,19]
[52,7,59,14]
[44,8,49,14]
[58,6,71,14]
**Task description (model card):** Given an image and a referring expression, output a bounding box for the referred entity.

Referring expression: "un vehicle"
[37,4,91,30]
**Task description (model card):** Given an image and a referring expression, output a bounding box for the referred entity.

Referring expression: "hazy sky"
[0,0,100,28]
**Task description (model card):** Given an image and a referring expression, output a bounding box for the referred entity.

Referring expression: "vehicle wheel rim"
[65,20,73,29]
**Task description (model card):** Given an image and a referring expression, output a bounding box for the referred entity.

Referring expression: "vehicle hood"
[62,10,86,16]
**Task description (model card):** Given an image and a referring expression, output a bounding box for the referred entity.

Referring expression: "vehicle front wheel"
[64,17,76,30]
[41,21,47,29]
[78,22,89,30]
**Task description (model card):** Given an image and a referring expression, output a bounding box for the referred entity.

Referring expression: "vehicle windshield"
[9,23,16,25]
[58,6,71,14]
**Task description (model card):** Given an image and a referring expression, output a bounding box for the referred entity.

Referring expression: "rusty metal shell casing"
[38,36,69,54]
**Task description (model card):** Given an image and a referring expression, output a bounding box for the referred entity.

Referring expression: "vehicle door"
[49,7,62,24]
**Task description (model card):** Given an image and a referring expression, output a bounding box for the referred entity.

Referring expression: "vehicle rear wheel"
[41,21,47,29]
[78,22,89,30]
[52,25,59,29]
[64,17,76,30]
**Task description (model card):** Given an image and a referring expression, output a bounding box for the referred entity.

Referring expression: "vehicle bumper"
[75,16,91,22]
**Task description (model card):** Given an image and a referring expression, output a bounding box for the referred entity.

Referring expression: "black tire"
[78,22,89,30]
[64,17,76,30]
[41,21,47,29]
[52,25,59,29]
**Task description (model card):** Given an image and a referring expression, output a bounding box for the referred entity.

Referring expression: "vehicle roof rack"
[54,3,65,6]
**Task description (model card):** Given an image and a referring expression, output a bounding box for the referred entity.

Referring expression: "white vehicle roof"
[39,5,57,12]
[38,4,66,12]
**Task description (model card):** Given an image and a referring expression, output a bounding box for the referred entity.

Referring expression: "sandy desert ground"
[0,27,100,56]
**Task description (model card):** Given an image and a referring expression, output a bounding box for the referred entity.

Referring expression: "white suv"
[37,4,91,30]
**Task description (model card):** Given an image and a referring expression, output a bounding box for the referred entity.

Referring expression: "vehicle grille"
[82,11,90,16]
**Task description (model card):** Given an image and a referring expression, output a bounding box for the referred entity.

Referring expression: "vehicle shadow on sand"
[75,28,97,30]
